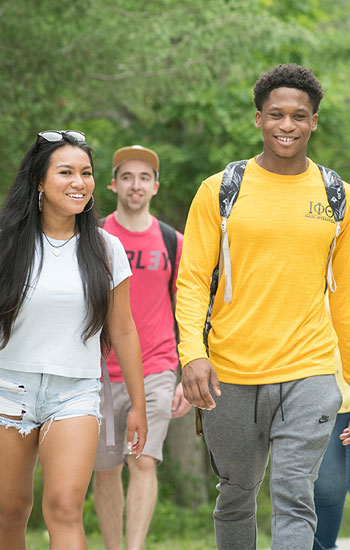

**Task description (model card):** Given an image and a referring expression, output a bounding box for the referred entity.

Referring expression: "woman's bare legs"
[39,415,99,550]
[0,421,39,549]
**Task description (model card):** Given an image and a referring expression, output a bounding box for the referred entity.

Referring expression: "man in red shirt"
[93,145,190,550]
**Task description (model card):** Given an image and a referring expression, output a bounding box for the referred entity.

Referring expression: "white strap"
[220,217,232,303]
[327,221,341,293]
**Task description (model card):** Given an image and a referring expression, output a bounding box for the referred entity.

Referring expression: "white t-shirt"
[0,229,131,378]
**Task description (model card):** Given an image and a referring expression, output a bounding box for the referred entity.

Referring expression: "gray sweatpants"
[201,375,342,550]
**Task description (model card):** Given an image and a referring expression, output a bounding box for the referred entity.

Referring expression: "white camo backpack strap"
[219,160,248,302]
[318,164,346,293]
[100,228,116,453]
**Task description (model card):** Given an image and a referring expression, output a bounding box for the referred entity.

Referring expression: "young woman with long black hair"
[0,131,147,549]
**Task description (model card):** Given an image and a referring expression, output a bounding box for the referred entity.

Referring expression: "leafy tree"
[0,0,349,517]
[1,0,349,226]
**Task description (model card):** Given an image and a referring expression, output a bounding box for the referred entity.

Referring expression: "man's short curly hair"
[253,64,324,113]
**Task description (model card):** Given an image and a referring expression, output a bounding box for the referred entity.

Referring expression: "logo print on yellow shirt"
[306,201,336,224]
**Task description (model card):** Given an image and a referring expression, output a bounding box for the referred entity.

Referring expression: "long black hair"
[0,134,112,350]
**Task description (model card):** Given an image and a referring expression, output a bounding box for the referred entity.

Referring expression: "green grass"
[26,497,350,549]
[26,495,350,549]
[26,529,272,549]
[339,495,350,538]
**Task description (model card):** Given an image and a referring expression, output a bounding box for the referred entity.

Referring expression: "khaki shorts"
[94,370,176,470]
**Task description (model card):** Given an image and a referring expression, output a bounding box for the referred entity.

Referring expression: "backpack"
[158,220,178,298]
[203,160,346,351]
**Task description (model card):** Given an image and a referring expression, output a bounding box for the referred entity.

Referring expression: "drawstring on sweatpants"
[279,383,285,421]
[254,383,285,424]
[254,385,260,424]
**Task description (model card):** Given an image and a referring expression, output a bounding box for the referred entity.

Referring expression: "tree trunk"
[164,407,211,508]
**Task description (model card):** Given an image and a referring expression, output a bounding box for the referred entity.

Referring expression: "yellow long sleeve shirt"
[176,158,350,386]
[334,346,350,412]
[325,294,350,413]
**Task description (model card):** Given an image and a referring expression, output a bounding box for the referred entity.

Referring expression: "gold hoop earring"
[83,195,94,213]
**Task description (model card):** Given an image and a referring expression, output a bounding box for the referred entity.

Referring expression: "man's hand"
[126,407,148,459]
[171,382,192,418]
[182,358,221,410]
[339,421,350,446]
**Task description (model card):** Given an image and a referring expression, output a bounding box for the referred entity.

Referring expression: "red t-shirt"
[103,214,183,382]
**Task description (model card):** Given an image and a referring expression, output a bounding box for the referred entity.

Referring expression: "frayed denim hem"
[39,413,101,442]
[0,416,39,436]
[0,412,100,440]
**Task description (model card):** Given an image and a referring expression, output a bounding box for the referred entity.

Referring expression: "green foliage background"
[0,0,349,230]
[1,0,349,542]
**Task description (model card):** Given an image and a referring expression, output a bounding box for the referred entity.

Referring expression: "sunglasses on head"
[37,130,86,143]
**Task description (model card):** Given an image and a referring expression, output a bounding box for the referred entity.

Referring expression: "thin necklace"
[43,232,76,257]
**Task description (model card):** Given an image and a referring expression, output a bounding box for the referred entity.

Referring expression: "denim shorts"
[0,367,101,436]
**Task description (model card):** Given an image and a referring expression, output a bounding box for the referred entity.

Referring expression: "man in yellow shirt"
[176,64,350,550]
